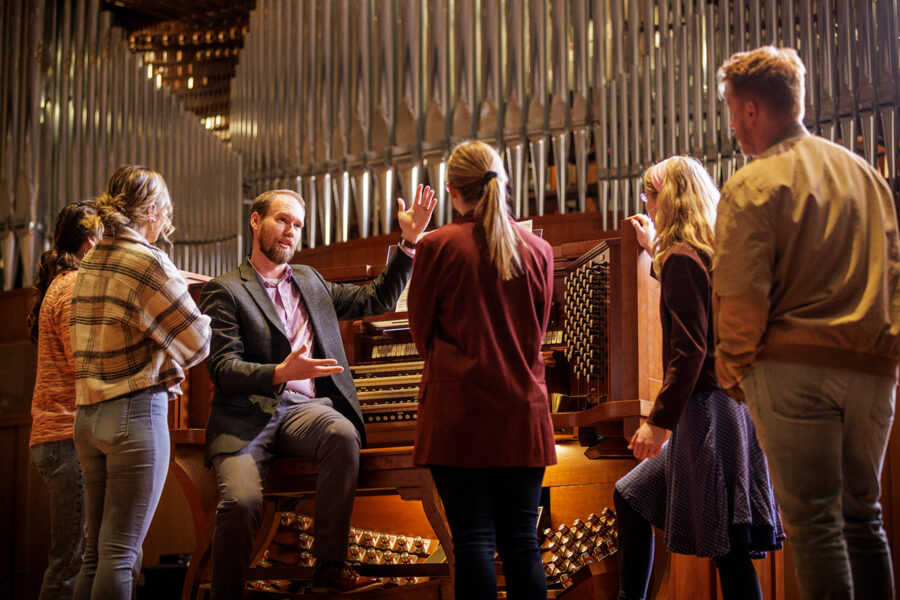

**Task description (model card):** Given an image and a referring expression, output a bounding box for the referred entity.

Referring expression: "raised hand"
[397,184,437,243]
[273,343,344,385]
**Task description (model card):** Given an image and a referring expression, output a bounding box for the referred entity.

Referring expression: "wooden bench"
[170,430,453,599]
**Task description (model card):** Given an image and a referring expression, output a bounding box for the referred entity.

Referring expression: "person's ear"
[745,99,757,121]
[250,211,261,231]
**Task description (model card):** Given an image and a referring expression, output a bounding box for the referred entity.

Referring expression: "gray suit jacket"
[200,250,413,465]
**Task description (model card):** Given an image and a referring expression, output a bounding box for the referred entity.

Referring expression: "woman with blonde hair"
[408,140,556,599]
[71,165,210,600]
[28,201,102,600]
[615,157,783,600]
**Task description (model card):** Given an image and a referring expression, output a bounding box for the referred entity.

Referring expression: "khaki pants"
[743,362,896,600]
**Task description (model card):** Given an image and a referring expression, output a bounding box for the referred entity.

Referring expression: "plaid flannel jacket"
[71,227,210,405]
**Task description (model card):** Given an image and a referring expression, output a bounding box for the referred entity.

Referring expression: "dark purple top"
[647,244,719,430]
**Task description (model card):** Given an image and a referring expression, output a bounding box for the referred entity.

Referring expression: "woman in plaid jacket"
[70,165,211,600]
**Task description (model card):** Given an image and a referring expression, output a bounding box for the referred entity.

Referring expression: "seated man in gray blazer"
[200,185,435,597]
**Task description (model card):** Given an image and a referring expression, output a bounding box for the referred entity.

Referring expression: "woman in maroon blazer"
[408,140,557,599]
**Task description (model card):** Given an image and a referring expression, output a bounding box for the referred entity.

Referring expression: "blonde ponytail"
[97,165,171,236]
[448,141,526,281]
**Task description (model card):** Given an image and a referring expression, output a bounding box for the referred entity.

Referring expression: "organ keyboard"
[345,317,422,446]
[352,359,422,426]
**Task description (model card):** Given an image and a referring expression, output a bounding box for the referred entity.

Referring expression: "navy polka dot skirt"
[616,388,785,557]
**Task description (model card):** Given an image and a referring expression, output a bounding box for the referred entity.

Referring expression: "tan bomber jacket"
[713,123,900,390]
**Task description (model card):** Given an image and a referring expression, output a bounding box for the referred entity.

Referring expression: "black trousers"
[431,466,547,600]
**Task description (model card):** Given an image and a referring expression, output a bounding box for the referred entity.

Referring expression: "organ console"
[169,219,785,599]
[318,227,657,454]
[349,321,422,446]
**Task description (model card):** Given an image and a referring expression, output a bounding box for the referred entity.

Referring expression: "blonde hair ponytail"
[96,165,172,237]
[448,141,525,281]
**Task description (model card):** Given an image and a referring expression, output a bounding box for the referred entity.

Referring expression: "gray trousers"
[743,361,896,600]
[210,395,361,600]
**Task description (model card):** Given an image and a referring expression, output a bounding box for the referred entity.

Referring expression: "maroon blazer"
[408,213,557,468]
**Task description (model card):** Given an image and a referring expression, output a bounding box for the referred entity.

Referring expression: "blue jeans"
[430,466,547,600]
[73,388,170,600]
[743,362,896,600]
[31,438,86,600]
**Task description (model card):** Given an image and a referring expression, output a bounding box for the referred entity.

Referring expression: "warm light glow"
[187,76,194,89]
[147,64,153,78]
[155,74,162,88]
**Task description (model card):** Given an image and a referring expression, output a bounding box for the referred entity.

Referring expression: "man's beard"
[262,238,296,264]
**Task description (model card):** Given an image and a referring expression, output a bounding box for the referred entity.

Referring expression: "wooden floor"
[243,578,452,599]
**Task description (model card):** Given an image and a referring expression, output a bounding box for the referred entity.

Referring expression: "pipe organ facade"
[2,1,899,277]
[231,0,900,250]
[0,0,243,288]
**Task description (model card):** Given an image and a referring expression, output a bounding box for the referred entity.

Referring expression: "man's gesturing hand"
[273,343,344,385]
[397,184,437,244]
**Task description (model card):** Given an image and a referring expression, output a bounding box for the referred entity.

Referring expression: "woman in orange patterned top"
[28,201,102,600]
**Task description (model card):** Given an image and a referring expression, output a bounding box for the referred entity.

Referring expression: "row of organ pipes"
[1,0,899,282]
[0,0,243,289]
[233,0,900,250]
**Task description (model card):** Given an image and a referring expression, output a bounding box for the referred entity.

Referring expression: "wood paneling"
[0,289,31,344]
[291,213,612,273]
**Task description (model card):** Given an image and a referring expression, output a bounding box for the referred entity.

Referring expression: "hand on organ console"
[397,184,437,246]
[627,214,656,257]
[628,421,668,460]
[273,343,344,385]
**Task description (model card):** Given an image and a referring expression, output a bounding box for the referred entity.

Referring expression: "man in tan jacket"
[714,46,900,599]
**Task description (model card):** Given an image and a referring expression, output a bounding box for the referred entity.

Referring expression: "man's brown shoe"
[312,563,381,593]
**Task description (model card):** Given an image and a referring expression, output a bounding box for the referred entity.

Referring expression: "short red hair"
[717,46,806,120]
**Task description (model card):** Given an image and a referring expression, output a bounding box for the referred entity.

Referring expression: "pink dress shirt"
[252,261,317,398]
